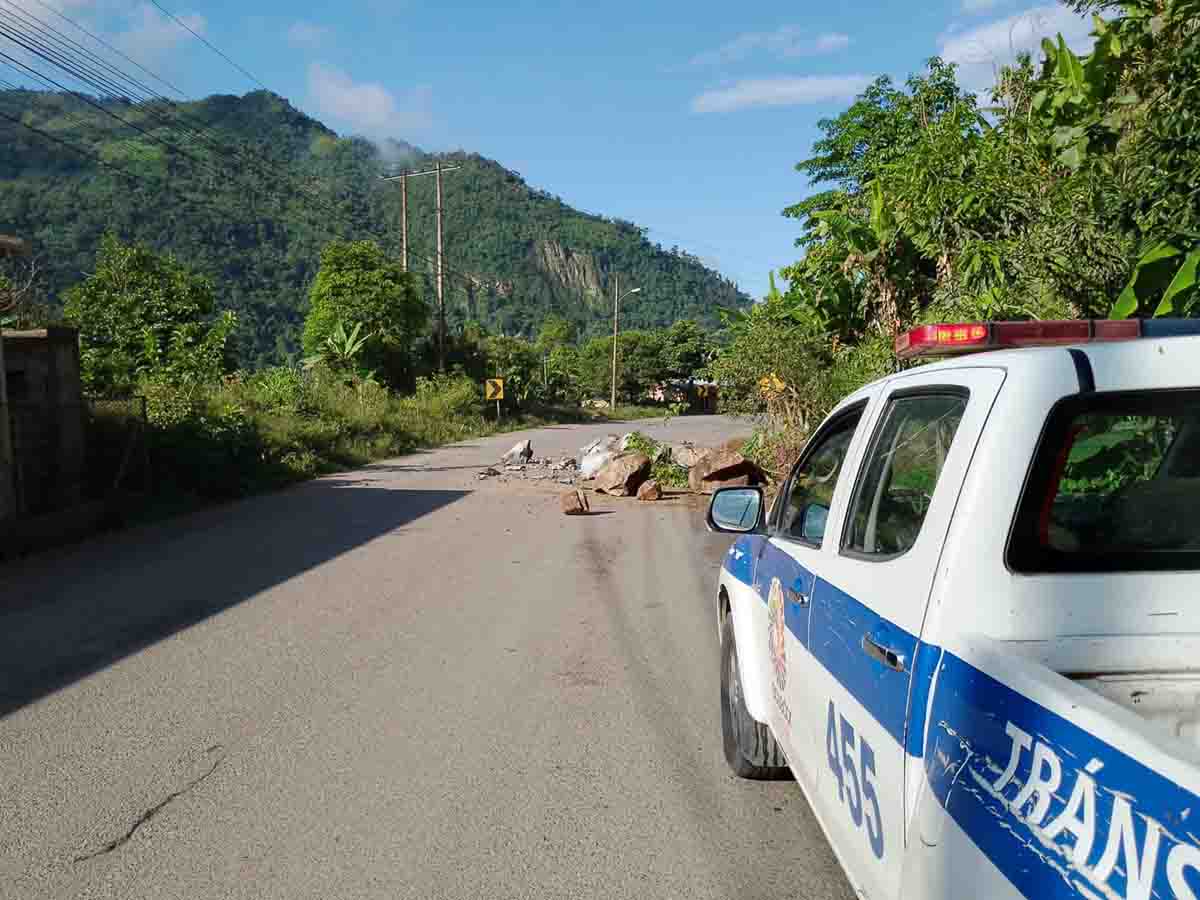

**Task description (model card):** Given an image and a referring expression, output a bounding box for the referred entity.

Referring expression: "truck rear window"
[1008,390,1200,573]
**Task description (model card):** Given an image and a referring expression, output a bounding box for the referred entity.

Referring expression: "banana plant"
[1111,242,1200,319]
[809,180,908,336]
[303,319,374,372]
[1033,20,1127,170]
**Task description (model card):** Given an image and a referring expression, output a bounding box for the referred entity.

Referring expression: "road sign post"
[485,378,504,421]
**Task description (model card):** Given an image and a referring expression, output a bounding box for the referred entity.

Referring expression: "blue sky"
[8,0,1095,298]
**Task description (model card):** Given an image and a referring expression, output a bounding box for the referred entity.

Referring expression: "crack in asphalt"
[73,749,225,863]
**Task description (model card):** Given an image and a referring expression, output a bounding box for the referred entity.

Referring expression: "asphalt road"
[0,415,854,900]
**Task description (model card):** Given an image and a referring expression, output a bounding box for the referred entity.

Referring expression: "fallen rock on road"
[671,444,710,469]
[688,448,765,494]
[501,439,534,465]
[560,489,590,515]
[637,480,662,502]
[594,453,652,497]
[579,436,620,478]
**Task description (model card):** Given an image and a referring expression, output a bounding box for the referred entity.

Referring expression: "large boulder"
[501,439,533,465]
[560,489,590,515]
[671,444,710,469]
[637,479,662,502]
[580,435,621,478]
[688,448,764,494]
[594,452,652,497]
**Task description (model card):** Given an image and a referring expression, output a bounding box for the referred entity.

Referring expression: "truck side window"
[1009,389,1200,572]
[780,410,863,545]
[845,392,968,557]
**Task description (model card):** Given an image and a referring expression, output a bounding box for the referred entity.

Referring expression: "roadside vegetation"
[9,0,1192,514]
[5,231,717,516]
[710,0,1200,475]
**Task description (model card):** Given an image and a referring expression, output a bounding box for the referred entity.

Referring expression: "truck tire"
[720,613,790,780]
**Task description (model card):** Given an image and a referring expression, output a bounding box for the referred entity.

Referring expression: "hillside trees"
[716,0,1200,447]
[301,239,427,385]
[63,233,236,393]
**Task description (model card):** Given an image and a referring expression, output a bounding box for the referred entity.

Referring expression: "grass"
[595,405,673,422]
[89,371,685,526]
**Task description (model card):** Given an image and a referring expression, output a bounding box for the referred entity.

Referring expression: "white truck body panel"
[716,335,1200,900]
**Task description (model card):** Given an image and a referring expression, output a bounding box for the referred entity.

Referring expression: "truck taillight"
[895,324,988,358]
[893,319,1185,359]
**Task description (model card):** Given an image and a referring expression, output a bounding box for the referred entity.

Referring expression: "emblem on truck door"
[768,577,787,690]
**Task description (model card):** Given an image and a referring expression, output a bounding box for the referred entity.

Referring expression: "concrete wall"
[2,328,85,516]
[0,334,13,524]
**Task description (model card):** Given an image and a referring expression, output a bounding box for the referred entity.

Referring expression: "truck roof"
[838,334,1200,410]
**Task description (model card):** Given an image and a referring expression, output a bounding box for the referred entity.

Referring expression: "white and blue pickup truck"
[707,319,1200,900]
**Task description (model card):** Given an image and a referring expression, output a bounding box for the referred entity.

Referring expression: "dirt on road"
[0,415,853,900]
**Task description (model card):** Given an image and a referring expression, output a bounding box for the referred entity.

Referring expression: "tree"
[661,320,710,380]
[301,240,427,386]
[535,314,577,352]
[578,330,667,403]
[0,253,46,327]
[481,334,539,404]
[63,233,235,394]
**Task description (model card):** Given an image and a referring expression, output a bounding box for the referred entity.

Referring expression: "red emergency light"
[895,319,1146,359]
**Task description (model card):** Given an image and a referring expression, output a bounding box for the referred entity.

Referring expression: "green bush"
[623,431,689,488]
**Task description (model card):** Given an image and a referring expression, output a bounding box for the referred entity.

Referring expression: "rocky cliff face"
[532,240,605,308]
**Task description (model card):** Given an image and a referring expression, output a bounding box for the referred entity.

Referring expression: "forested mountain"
[0,89,749,366]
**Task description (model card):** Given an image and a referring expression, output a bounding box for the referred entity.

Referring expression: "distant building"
[648,379,719,413]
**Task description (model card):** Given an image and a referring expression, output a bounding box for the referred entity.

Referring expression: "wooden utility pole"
[380,163,462,372]
[611,274,619,410]
[435,161,445,372]
[609,277,640,410]
[400,172,408,272]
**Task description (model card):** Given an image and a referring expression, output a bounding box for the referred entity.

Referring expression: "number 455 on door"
[827,700,885,859]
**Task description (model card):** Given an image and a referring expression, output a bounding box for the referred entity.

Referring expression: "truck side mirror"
[707,487,765,534]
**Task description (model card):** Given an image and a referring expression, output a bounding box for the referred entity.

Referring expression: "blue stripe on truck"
[722,546,1200,900]
[926,650,1200,900]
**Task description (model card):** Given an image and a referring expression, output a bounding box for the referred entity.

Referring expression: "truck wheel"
[720,614,790,780]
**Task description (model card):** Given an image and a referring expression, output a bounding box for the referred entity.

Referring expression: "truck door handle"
[861,635,906,672]
[787,589,809,607]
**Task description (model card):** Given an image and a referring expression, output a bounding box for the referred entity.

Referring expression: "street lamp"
[611,278,641,410]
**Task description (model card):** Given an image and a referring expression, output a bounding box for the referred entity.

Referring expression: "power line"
[0,15,494,306]
[21,0,187,99]
[0,41,237,187]
[0,4,322,201]
[146,0,268,92]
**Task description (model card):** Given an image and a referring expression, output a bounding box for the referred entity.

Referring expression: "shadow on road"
[0,481,467,719]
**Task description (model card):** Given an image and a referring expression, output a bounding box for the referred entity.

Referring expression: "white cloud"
[960,0,1006,13]
[691,74,872,114]
[939,5,1095,90]
[307,62,431,137]
[287,21,329,49]
[691,26,851,66]
[114,3,206,62]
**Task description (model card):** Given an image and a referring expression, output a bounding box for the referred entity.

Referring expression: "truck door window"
[780,409,863,545]
[844,392,968,558]
[1009,389,1200,572]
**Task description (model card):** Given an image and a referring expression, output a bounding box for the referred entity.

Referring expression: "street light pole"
[610,276,641,410]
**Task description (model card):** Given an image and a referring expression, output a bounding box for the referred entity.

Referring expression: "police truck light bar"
[894,318,1200,359]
